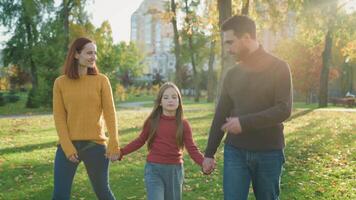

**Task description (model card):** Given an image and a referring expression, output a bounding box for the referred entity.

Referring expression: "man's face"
[223,30,249,61]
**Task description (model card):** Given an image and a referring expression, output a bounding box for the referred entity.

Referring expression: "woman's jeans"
[144,162,184,200]
[52,141,115,200]
[223,144,285,200]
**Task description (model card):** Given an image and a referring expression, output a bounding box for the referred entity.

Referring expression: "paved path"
[1,103,355,119]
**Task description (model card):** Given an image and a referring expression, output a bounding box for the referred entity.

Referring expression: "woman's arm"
[101,75,120,157]
[53,79,77,158]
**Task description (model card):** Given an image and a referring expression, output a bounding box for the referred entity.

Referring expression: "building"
[130,0,175,79]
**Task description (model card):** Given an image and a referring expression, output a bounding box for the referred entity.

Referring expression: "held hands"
[202,157,216,175]
[106,151,121,162]
[221,117,242,134]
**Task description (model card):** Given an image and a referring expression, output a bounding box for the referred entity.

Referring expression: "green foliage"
[0,92,6,106]
[26,88,41,108]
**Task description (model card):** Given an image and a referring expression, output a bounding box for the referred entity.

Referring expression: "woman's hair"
[146,82,184,150]
[63,37,99,79]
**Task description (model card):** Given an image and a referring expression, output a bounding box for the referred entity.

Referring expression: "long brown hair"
[63,37,99,79]
[146,82,184,150]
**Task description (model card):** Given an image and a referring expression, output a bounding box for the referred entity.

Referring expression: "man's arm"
[204,74,233,158]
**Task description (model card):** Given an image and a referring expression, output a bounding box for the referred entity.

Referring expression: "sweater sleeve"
[53,78,77,158]
[239,61,293,130]
[183,121,204,167]
[101,75,120,156]
[204,72,233,158]
[121,121,150,157]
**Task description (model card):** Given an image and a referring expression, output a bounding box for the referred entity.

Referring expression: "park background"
[0,0,355,199]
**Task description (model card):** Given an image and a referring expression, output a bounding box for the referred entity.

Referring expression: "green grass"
[0,104,355,199]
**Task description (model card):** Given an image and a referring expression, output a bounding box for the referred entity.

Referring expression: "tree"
[116,42,145,87]
[61,0,89,52]
[0,0,54,107]
[170,0,183,88]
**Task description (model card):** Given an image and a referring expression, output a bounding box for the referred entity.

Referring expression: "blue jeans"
[223,144,285,200]
[52,141,115,200]
[144,162,184,200]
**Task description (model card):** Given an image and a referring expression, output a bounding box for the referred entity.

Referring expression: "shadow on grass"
[0,141,57,156]
[286,108,315,122]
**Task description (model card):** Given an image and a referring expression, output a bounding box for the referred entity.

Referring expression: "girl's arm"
[183,120,204,167]
[120,122,150,159]
[101,75,120,157]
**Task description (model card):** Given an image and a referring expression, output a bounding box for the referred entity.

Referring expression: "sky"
[0,0,355,46]
[86,0,143,43]
[0,0,144,47]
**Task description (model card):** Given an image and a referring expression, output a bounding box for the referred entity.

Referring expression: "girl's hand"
[68,154,79,163]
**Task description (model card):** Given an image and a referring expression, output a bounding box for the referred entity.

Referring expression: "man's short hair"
[221,15,256,39]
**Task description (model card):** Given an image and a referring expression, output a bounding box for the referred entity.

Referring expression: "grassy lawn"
[0,103,355,199]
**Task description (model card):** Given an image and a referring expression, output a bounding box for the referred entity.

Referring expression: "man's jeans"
[223,144,285,200]
[144,162,184,200]
[52,141,116,200]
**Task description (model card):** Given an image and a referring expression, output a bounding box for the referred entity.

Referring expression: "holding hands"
[106,150,121,162]
[202,157,216,175]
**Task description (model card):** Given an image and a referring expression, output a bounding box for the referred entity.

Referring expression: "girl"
[119,82,204,200]
[52,37,119,200]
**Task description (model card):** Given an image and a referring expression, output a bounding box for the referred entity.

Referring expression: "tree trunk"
[319,30,333,107]
[63,0,70,52]
[241,0,250,15]
[23,12,39,107]
[207,40,216,102]
[216,0,232,101]
[170,0,182,88]
[183,0,199,102]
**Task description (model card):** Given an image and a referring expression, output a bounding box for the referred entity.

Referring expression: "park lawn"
[0,105,355,200]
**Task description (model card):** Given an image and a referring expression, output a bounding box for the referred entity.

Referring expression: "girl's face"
[75,42,97,68]
[161,87,179,116]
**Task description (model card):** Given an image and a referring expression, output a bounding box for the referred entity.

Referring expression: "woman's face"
[75,42,97,68]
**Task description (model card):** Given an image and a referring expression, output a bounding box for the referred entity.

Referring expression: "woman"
[52,37,119,200]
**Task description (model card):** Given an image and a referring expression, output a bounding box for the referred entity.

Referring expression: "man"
[202,15,292,200]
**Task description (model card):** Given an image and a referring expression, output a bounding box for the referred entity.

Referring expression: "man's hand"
[202,157,216,175]
[221,117,242,134]
[68,153,80,163]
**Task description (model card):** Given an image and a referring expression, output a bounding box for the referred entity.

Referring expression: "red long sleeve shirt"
[121,114,204,166]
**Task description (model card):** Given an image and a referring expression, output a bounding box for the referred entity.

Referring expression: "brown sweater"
[205,46,292,157]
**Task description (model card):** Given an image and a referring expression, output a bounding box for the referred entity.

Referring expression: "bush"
[0,92,6,106]
[26,89,41,108]
[5,91,20,103]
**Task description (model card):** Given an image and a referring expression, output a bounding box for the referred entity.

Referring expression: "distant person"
[52,37,120,200]
[119,82,205,200]
[202,15,293,200]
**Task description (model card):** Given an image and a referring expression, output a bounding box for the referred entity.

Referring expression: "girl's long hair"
[146,82,184,150]
[63,37,99,79]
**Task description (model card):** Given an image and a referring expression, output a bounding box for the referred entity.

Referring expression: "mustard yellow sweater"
[53,73,119,158]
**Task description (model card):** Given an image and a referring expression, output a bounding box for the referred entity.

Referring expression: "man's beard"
[234,46,250,62]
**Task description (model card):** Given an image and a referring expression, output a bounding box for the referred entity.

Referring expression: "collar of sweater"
[239,45,273,72]
[160,114,176,120]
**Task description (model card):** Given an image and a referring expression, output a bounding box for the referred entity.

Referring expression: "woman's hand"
[68,154,79,163]
[107,152,120,162]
